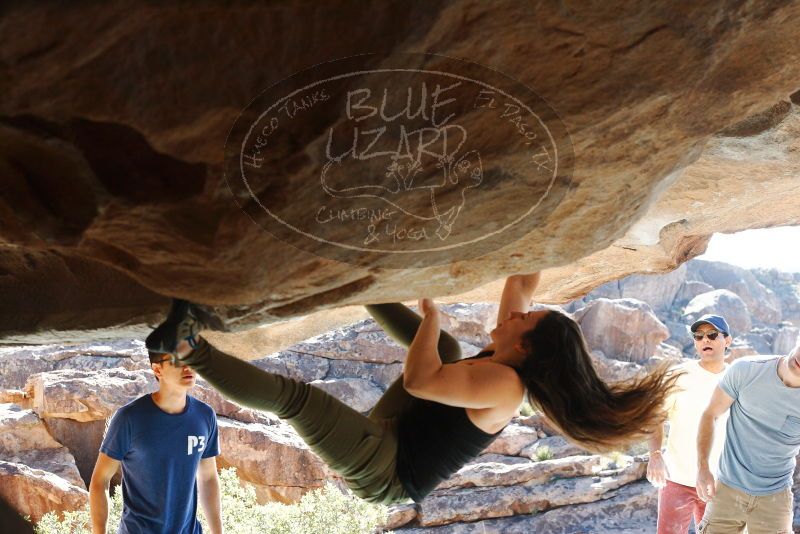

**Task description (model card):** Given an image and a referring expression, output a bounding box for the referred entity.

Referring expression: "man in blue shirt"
[88,348,222,534]
[696,338,800,533]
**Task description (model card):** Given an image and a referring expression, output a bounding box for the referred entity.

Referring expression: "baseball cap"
[690,314,731,337]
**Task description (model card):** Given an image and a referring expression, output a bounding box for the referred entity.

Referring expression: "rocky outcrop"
[687,261,783,325]
[0,404,83,487]
[682,289,752,335]
[0,461,88,523]
[574,299,670,363]
[2,3,800,343]
[216,417,337,503]
[410,459,646,527]
[0,340,150,389]
[397,481,657,533]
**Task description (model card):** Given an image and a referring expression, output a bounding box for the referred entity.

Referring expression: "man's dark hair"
[148,351,164,382]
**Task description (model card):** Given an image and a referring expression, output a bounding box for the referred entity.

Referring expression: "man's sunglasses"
[155,356,187,367]
[693,331,725,341]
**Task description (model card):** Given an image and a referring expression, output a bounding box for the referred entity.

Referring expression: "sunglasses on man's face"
[156,357,187,368]
[693,331,723,342]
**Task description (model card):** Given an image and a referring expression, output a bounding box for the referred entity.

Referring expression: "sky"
[696,226,800,273]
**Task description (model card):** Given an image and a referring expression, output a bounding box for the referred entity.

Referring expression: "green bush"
[33,468,391,534]
[532,445,553,462]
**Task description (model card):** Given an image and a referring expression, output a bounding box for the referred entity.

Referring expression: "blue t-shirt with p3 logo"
[718,356,800,495]
[100,394,220,534]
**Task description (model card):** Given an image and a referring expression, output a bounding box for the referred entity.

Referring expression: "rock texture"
[216,417,337,503]
[2,268,800,530]
[574,299,670,363]
[0,404,83,487]
[2,3,800,343]
[0,461,88,523]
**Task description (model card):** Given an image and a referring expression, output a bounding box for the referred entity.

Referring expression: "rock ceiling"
[1,2,799,344]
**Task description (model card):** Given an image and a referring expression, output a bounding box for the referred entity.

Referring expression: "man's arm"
[645,424,669,488]
[197,457,223,534]
[89,453,121,534]
[696,385,735,501]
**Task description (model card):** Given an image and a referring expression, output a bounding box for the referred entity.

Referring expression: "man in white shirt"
[646,314,732,534]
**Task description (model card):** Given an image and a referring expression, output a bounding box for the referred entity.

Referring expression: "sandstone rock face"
[216,417,337,503]
[414,460,646,526]
[483,424,540,457]
[590,350,651,383]
[683,289,752,335]
[439,454,603,490]
[26,368,156,422]
[688,261,782,325]
[308,378,383,413]
[0,340,150,389]
[2,3,800,343]
[674,280,714,307]
[0,404,84,487]
[574,299,669,363]
[0,461,88,523]
[617,264,687,311]
[398,481,657,533]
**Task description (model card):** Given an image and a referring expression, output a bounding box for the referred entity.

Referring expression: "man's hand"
[696,466,716,502]
[646,452,669,488]
[418,298,439,317]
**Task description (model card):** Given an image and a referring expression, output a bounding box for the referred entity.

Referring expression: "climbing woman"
[145,272,679,504]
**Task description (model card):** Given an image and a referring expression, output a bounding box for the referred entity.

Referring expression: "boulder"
[688,261,782,324]
[0,461,88,523]
[590,351,647,383]
[483,424,540,456]
[674,280,714,306]
[280,318,407,364]
[618,264,687,311]
[25,368,155,422]
[774,326,800,355]
[683,289,752,335]
[42,418,107,487]
[308,378,383,413]
[438,303,498,350]
[439,454,603,490]
[252,351,330,381]
[574,299,670,363]
[326,359,403,390]
[0,404,84,487]
[0,389,28,406]
[415,460,646,526]
[396,481,656,533]
[0,340,150,389]
[521,436,591,460]
[216,417,336,504]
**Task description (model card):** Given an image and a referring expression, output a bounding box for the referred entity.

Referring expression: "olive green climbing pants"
[182,303,463,504]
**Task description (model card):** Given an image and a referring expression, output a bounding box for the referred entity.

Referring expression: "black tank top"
[395,351,511,502]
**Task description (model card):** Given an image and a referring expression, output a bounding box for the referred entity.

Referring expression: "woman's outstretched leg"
[365,303,462,421]
[179,338,407,503]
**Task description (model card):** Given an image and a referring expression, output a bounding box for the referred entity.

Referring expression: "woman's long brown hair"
[519,311,681,452]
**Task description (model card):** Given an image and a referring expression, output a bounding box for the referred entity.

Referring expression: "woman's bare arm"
[403,298,523,409]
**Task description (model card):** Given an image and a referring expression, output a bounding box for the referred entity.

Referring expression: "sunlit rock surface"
[1,3,800,343]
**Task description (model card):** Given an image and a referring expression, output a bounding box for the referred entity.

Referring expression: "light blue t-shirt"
[100,394,220,534]
[718,356,800,496]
